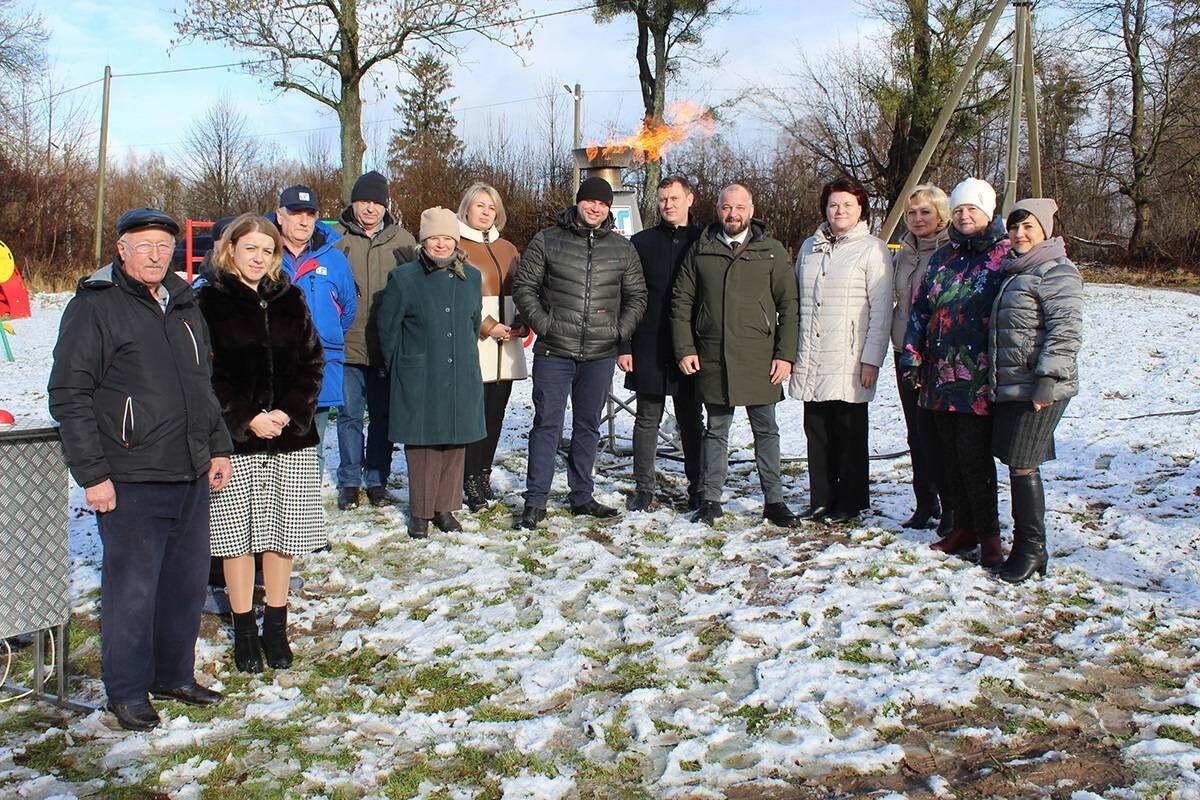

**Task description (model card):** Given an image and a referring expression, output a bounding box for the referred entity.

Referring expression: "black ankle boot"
[463,473,488,512]
[480,469,496,501]
[231,610,263,673]
[999,471,1048,584]
[261,604,293,669]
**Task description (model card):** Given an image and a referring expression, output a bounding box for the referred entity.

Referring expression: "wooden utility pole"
[92,66,112,263]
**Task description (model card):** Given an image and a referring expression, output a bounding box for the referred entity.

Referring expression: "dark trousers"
[464,380,515,477]
[405,444,465,518]
[803,400,870,513]
[894,352,943,510]
[632,380,704,495]
[930,411,999,536]
[525,354,615,508]
[337,364,393,489]
[701,403,784,505]
[96,477,210,704]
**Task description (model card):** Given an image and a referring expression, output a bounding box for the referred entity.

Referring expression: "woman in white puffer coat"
[789,176,893,523]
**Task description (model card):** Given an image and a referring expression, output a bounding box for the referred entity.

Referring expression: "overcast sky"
[43,0,886,167]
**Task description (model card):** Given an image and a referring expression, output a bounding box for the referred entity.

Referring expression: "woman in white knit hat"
[377,207,486,537]
[900,178,1011,569]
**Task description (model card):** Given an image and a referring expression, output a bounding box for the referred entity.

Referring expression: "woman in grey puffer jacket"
[988,198,1083,583]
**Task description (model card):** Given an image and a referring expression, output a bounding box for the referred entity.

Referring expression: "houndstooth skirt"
[209,447,327,558]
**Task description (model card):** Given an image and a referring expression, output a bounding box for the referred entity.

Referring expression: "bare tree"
[594,0,732,218]
[178,99,262,220]
[1068,0,1200,260]
[0,0,47,117]
[174,0,531,205]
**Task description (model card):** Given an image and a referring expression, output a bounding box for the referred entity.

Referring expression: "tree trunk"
[883,0,932,209]
[641,24,669,222]
[1123,0,1152,261]
[338,78,366,207]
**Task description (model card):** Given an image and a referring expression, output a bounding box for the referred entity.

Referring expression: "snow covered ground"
[0,285,1198,799]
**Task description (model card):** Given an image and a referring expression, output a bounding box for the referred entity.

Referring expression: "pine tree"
[388,54,464,175]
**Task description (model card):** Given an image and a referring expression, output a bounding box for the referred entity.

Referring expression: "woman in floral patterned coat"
[901,178,1011,568]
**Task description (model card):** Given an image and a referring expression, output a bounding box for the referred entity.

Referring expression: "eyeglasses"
[120,240,174,255]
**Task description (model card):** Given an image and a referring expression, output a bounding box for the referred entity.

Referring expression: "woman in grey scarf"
[988,199,1083,583]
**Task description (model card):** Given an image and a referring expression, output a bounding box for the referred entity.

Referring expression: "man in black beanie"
[333,170,417,509]
[511,176,647,529]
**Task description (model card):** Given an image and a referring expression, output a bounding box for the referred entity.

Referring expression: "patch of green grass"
[900,611,928,627]
[838,641,891,665]
[412,664,496,712]
[1061,687,1102,702]
[678,759,702,771]
[516,553,545,574]
[653,718,685,734]
[702,536,724,550]
[628,558,661,585]
[473,704,536,722]
[384,759,439,799]
[312,647,386,680]
[575,755,649,800]
[604,705,631,751]
[1001,715,1052,736]
[964,619,991,636]
[1065,593,1094,608]
[600,658,663,693]
[410,606,433,621]
[696,621,732,647]
[826,606,843,618]
[729,705,795,735]
[0,708,60,739]
[697,668,724,684]
[1167,703,1200,716]
[862,563,898,580]
[1156,724,1200,746]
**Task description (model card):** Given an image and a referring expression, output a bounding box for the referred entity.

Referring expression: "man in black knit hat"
[512,177,647,529]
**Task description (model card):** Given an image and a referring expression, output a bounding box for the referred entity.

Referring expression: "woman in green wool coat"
[378,207,486,537]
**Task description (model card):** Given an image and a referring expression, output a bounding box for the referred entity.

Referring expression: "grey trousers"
[701,403,784,505]
[632,383,704,494]
[405,444,465,518]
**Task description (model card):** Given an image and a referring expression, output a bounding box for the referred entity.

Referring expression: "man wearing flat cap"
[49,208,233,731]
[512,176,648,529]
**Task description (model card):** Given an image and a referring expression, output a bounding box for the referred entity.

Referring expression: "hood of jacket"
[555,206,616,238]
[949,218,1008,255]
[458,219,502,243]
[696,218,771,251]
[811,220,871,253]
[1003,236,1068,273]
[81,259,194,306]
[337,205,399,239]
[265,212,343,257]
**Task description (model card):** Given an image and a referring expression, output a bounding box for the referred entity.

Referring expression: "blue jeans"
[336,364,394,489]
[524,354,614,508]
[313,407,330,483]
[96,477,210,703]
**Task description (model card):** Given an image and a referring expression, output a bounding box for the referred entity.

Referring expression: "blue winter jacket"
[267,215,358,407]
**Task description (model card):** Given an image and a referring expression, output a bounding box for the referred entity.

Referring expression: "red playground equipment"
[0,240,31,320]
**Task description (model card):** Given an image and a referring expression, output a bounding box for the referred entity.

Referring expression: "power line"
[22,77,105,109]
[111,59,273,79]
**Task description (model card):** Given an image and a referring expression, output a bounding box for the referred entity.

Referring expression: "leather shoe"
[409,516,430,538]
[797,505,830,521]
[517,505,546,530]
[627,491,658,512]
[901,504,939,529]
[824,509,865,524]
[366,485,396,507]
[151,681,224,707]
[106,699,160,732]
[570,500,619,518]
[432,511,462,532]
[336,486,361,510]
[762,502,800,528]
[692,501,723,525]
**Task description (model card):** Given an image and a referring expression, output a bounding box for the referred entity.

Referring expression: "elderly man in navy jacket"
[49,208,233,731]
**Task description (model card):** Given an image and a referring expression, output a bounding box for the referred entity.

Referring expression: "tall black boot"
[231,610,263,673]
[261,604,293,669]
[463,473,488,512]
[480,468,496,502]
[999,471,1048,584]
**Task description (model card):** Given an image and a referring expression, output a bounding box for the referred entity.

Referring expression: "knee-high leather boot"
[998,471,1048,583]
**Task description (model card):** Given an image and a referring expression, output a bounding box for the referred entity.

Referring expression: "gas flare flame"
[585,100,716,163]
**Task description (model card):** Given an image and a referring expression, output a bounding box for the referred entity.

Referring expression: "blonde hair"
[906,184,951,227]
[214,213,284,282]
[457,182,508,232]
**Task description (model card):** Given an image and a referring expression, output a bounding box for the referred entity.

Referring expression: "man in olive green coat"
[332,171,418,510]
[671,183,800,528]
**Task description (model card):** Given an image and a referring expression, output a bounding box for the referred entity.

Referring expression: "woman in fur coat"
[199,213,325,673]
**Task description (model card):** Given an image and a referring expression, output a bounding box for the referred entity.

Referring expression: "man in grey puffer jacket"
[513,177,647,528]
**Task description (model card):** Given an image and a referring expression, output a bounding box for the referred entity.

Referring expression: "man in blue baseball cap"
[48,208,233,731]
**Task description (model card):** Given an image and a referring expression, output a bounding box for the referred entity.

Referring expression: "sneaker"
[336,487,361,510]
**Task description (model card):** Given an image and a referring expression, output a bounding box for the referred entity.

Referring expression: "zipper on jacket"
[121,396,134,446]
[181,319,200,365]
[581,231,593,359]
